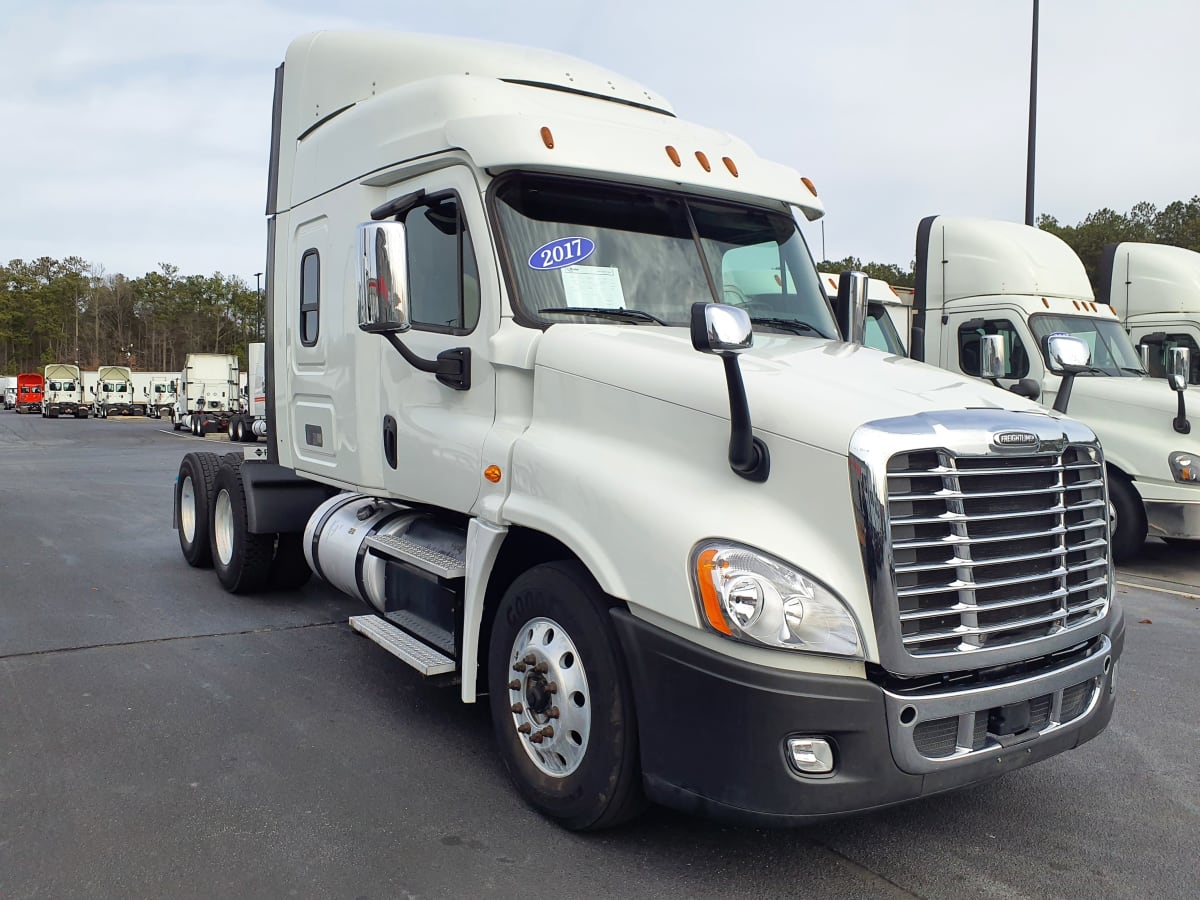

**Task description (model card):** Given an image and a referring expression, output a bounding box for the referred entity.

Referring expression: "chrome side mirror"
[691,303,753,354]
[357,222,410,334]
[1044,333,1091,374]
[1168,346,1190,393]
[979,335,1007,380]
[1137,342,1152,372]
[835,271,868,345]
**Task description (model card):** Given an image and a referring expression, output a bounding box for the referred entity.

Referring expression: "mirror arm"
[1174,392,1190,435]
[382,333,471,391]
[1052,370,1078,414]
[720,354,770,482]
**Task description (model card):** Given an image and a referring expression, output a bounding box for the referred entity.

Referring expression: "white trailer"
[171,31,1123,830]
[42,364,87,418]
[175,353,240,435]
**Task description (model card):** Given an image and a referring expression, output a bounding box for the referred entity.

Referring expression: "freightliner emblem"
[993,431,1039,447]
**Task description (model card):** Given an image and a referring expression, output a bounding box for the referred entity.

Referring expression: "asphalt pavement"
[1,412,1197,899]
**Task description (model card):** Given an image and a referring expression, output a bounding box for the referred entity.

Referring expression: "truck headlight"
[1169,451,1200,484]
[691,542,862,657]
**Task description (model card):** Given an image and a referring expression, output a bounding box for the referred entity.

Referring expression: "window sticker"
[528,236,595,271]
[560,265,626,309]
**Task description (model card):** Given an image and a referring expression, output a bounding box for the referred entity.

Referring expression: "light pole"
[254,272,264,340]
[1025,0,1039,226]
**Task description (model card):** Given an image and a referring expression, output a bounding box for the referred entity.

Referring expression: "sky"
[1,0,1197,285]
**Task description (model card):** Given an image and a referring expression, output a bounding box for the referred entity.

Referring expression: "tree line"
[0,259,262,376]
[818,195,1200,292]
[5,197,1196,374]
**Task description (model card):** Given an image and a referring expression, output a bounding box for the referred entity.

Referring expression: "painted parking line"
[1116,579,1200,601]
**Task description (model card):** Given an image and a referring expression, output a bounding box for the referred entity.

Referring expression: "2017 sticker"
[528,236,595,270]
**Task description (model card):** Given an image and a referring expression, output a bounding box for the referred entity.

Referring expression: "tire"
[176,451,221,567]
[210,462,274,593]
[269,533,313,589]
[1109,470,1147,564]
[233,416,246,442]
[487,561,645,831]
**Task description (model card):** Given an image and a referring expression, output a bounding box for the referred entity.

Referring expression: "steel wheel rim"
[214,488,234,565]
[507,616,591,778]
[180,475,197,543]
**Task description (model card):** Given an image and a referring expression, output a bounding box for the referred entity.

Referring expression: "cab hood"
[534,325,1054,455]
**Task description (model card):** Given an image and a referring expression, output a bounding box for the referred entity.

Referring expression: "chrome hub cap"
[180,475,196,543]
[214,488,234,565]
[507,616,590,777]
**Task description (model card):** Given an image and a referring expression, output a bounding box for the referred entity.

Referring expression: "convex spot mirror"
[357,222,410,334]
[691,303,753,354]
[1168,346,1190,393]
[1043,333,1091,373]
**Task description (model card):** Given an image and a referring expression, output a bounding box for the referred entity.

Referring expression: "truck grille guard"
[850,409,1113,678]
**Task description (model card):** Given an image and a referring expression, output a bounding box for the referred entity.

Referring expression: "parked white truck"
[1099,241,1200,385]
[92,365,135,417]
[228,342,267,442]
[42,364,88,418]
[172,32,1123,830]
[2,376,16,410]
[174,353,240,435]
[909,216,1200,559]
[129,371,179,419]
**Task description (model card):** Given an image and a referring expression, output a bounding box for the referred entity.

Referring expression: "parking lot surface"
[1,414,1197,899]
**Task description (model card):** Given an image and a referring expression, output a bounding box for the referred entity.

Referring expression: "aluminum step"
[349,615,456,676]
[363,533,466,579]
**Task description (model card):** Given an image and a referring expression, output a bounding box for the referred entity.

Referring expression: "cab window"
[1140,333,1200,384]
[958,319,1030,378]
[405,197,479,333]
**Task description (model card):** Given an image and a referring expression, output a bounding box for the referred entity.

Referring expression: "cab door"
[377,166,498,514]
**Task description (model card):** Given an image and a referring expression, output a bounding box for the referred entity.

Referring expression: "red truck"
[16,373,44,414]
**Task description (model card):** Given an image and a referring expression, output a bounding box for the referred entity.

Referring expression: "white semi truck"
[174,353,241,435]
[2,376,18,410]
[1099,241,1200,385]
[92,365,135,417]
[42,364,88,418]
[228,342,267,443]
[909,216,1200,559]
[129,371,179,419]
[172,31,1123,829]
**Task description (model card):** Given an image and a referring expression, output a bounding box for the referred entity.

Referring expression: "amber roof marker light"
[540,126,555,149]
[665,145,681,167]
[722,156,738,177]
[695,150,711,172]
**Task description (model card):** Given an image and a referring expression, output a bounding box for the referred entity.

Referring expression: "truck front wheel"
[176,451,221,567]
[211,462,274,593]
[487,561,644,830]
[1108,470,1147,563]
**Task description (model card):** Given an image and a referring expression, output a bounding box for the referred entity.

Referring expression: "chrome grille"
[886,445,1109,658]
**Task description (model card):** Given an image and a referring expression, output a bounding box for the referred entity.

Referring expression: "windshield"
[493,174,836,337]
[48,381,62,391]
[1029,314,1145,376]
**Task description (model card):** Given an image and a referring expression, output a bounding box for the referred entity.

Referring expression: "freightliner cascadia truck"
[42,364,87,418]
[172,31,1123,829]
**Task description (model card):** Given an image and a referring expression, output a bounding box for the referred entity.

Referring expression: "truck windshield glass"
[493,174,834,336]
[865,306,906,355]
[1029,314,1145,376]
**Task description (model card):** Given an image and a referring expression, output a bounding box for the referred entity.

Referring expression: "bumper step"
[349,614,456,676]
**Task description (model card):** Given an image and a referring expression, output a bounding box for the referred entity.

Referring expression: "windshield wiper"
[539,307,668,325]
[749,316,829,338]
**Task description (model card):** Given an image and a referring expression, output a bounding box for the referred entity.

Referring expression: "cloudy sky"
[2,0,1196,284]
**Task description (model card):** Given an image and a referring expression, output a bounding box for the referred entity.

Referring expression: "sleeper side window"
[300,249,320,346]
[405,197,480,333]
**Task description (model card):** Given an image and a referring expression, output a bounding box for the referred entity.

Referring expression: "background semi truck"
[15,373,43,414]
[172,31,1123,829]
[92,366,135,417]
[174,353,240,435]
[1099,241,1200,385]
[910,216,1200,559]
[141,373,179,420]
[42,364,87,418]
[2,376,17,409]
[228,342,266,443]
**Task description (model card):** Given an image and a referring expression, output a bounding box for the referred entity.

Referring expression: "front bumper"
[611,604,1124,826]
[1143,499,1200,540]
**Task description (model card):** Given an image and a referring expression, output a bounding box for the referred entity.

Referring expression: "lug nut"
[533,662,549,674]
[546,706,560,719]
[523,653,537,665]
[538,726,554,738]
[530,732,544,744]
[545,681,558,694]
[512,662,527,673]
[508,679,520,690]
[517,723,531,734]
[511,702,524,714]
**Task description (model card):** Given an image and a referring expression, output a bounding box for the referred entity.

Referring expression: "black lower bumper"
[611,606,1123,827]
